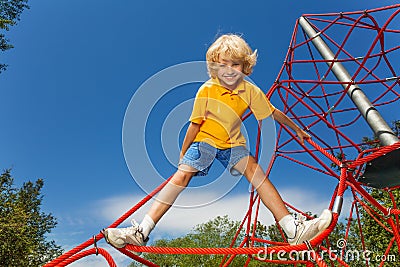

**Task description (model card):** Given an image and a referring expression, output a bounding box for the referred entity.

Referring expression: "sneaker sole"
[102,228,125,248]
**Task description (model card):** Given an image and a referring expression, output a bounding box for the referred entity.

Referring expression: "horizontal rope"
[348,142,400,169]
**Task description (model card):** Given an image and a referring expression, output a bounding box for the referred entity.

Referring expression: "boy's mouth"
[223,74,238,79]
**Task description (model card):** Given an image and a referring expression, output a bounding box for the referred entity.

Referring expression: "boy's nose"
[226,66,235,74]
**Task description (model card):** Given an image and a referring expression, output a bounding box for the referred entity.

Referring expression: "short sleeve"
[189,85,208,124]
[249,85,275,120]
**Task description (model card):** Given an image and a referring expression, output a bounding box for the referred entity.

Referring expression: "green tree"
[358,189,399,266]
[359,120,399,264]
[324,120,400,266]
[129,121,400,266]
[129,215,282,267]
[0,169,63,266]
[0,0,29,73]
[361,120,400,149]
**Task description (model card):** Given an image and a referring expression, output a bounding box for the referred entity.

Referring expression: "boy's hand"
[296,129,311,144]
[272,109,311,145]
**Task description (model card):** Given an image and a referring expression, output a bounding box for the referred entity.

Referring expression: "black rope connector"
[384,208,392,219]
[93,235,99,256]
[303,240,316,262]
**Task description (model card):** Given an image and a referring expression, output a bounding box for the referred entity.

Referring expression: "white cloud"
[58,186,351,266]
[96,186,337,237]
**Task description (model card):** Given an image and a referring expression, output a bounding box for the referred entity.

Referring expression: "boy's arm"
[180,122,201,160]
[272,109,310,144]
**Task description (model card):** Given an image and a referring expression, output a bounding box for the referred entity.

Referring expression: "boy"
[104,34,332,248]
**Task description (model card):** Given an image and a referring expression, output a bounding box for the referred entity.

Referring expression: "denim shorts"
[179,142,250,176]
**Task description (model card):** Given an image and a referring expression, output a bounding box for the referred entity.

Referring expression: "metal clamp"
[333,196,343,215]
[384,208,392,219]
[93,235,99,255]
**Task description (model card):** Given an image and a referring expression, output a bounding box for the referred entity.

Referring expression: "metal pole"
[298,16,399,146]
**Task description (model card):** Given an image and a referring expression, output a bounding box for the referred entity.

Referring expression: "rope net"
[45,4,400,266]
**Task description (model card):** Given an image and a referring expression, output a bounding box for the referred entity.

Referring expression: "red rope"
[44,176,172,266]
[125,244,304,255]
[320,246,350,267]
[347,142,400,169]
[122,214,339,257]
[118,247,159,267]
[44,5,400,266]
[56,248,116,267]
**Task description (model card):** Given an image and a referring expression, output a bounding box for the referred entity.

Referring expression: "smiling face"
[216,55,244,90]
[206,35,257,86]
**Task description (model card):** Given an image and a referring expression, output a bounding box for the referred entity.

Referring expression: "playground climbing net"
[45,4,400,267]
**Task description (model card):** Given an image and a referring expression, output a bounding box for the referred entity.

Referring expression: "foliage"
[329,120,400,266]
[129,215,286,267]
[316,120,400,266]
[358,189,399,266]
[128,120,400,266]
[361,120,400,149]
[0,0,29,72]
[0,169,63,266]
[128,215,365,266]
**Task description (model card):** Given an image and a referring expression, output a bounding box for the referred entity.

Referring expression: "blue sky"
[1,1,399,266]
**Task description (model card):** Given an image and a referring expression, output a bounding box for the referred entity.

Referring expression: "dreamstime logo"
[122,61,276,208]
[336,238,347,249]
[256,238,396,263]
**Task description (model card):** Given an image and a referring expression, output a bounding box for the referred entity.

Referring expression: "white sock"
[140,214,155,239]
[279,214,296,238]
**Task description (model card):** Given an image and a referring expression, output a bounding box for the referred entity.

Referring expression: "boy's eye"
[214,62,241,69]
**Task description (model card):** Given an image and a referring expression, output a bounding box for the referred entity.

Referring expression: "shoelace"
[288,215,306,240]
[296,215,306,225]
[130,219,145,242]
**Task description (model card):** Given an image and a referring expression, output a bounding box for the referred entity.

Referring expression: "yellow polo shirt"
[190,78,275,149]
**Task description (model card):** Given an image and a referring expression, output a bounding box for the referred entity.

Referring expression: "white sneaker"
[103,220,148,248]
[288,209,332,245]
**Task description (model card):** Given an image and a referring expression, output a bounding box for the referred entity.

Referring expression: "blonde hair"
[206,34,258,78]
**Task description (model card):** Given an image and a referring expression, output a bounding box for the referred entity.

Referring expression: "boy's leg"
[139,168,197,239]
[233,156,332,245]
[233,155,290,221]
[147,168,196,224]
[103,167,196,248]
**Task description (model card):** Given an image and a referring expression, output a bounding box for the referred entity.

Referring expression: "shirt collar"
[212,78,246,96]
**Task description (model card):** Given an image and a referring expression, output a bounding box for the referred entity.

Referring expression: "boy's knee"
[245,161,263,177]
[171,170,193,187]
